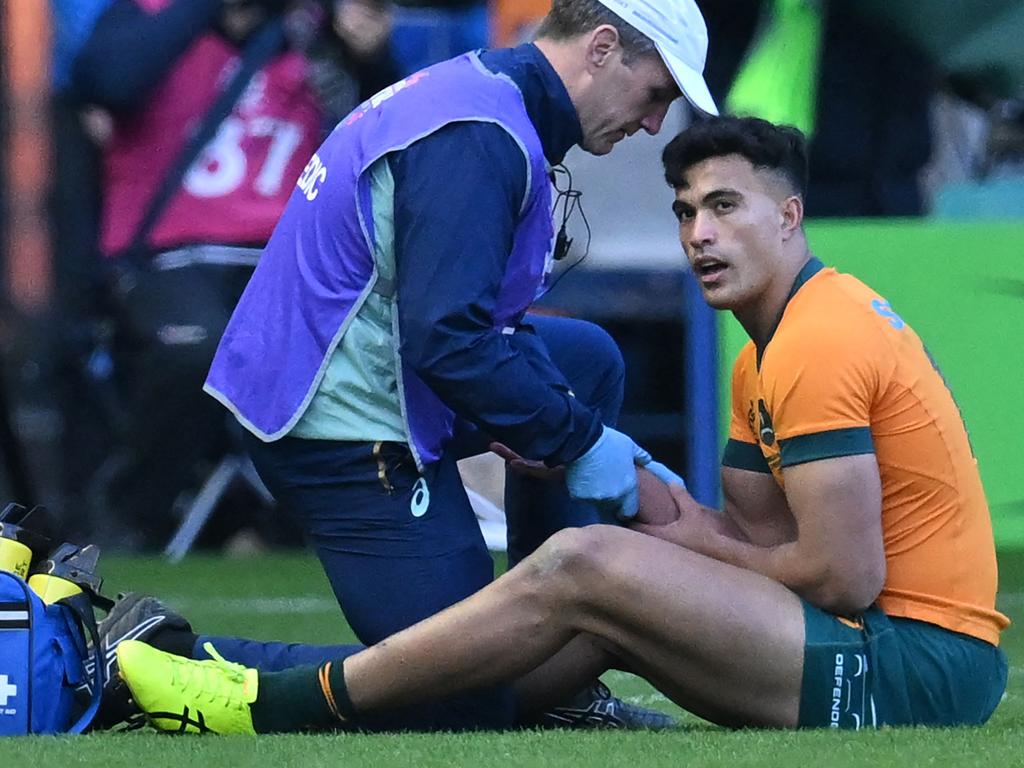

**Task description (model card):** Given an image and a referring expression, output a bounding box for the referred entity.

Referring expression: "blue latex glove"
[632,444,687,488]
[565,426,640,522]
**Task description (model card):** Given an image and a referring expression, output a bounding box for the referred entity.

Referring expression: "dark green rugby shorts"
[798,602,1007,729]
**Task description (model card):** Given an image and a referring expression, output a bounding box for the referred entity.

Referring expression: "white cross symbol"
[0,675,17,706]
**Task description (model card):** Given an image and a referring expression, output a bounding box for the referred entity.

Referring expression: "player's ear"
[780,195,804,240]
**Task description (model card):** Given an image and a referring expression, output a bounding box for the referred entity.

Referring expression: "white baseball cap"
[595,0,718,115]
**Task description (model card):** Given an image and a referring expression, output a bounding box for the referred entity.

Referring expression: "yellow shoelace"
[168,642,249,709]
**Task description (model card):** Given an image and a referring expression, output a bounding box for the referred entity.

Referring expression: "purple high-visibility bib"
[205,52,554,466]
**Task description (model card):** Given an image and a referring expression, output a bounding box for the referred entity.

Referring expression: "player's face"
[577,53,679,156]
[672,155,791,311]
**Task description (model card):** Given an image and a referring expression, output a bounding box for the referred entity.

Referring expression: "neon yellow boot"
[117,640,258,735]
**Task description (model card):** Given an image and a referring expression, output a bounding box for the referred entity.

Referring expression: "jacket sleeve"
[392,121,602,465]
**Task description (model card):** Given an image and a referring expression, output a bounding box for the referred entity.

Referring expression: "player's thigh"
[535,525,805,727]
[245,436,494,644]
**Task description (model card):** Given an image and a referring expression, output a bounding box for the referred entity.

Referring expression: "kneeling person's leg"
[505,315,626,564]
[228,437,517,730]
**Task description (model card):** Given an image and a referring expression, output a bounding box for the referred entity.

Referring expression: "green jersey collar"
[756,256,825,369]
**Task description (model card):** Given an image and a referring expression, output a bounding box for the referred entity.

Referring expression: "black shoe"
[88,592,193,731]
[535,681,678,730]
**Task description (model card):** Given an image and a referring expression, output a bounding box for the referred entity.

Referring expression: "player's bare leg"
[342,524,805,727]
[509,632,621,714]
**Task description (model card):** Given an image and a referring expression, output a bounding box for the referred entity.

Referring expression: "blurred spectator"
[926,92,1024,218]
[66,0,398,550]
[390,0,488,75]
[698,0,935,216]
[492,0,549,47]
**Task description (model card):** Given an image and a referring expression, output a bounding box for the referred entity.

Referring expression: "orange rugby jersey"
[723,258,1009,645]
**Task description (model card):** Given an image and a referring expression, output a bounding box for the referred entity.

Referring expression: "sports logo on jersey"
[828,651,872,729]
[757,399,776,446]
[343,71,431,128]
[871,299,905,330]
[297,153,327,202]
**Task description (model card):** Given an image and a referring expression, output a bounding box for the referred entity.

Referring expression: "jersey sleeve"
[763,322,879,468]
[722,344,771,473]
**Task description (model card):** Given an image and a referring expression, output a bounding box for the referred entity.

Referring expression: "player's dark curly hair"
[536,0,657,65]
[662,116,809,198]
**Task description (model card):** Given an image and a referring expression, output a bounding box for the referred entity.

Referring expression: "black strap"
[123,19,287,261]
[59,592,104,734]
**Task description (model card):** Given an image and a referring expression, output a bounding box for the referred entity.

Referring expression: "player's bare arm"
[720,465,794,544]
[632,461,791,546]
[635,453,885,615]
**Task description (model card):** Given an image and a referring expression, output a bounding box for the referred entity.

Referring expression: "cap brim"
[656,42,718,116]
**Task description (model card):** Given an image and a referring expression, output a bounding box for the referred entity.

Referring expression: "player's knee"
[512,528,626,629]
[528,526,614,586]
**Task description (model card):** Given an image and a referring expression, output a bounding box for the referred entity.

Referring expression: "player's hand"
[631,483,707,547]
[489,442,564,481]
[565,426,639,522]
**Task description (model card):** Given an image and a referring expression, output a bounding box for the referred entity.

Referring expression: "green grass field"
[2,550,1022,768]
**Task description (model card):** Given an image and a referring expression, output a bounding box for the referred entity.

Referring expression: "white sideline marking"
[163,596,338,614]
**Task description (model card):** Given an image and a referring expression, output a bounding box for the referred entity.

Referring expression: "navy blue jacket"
[392,44,603,465]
